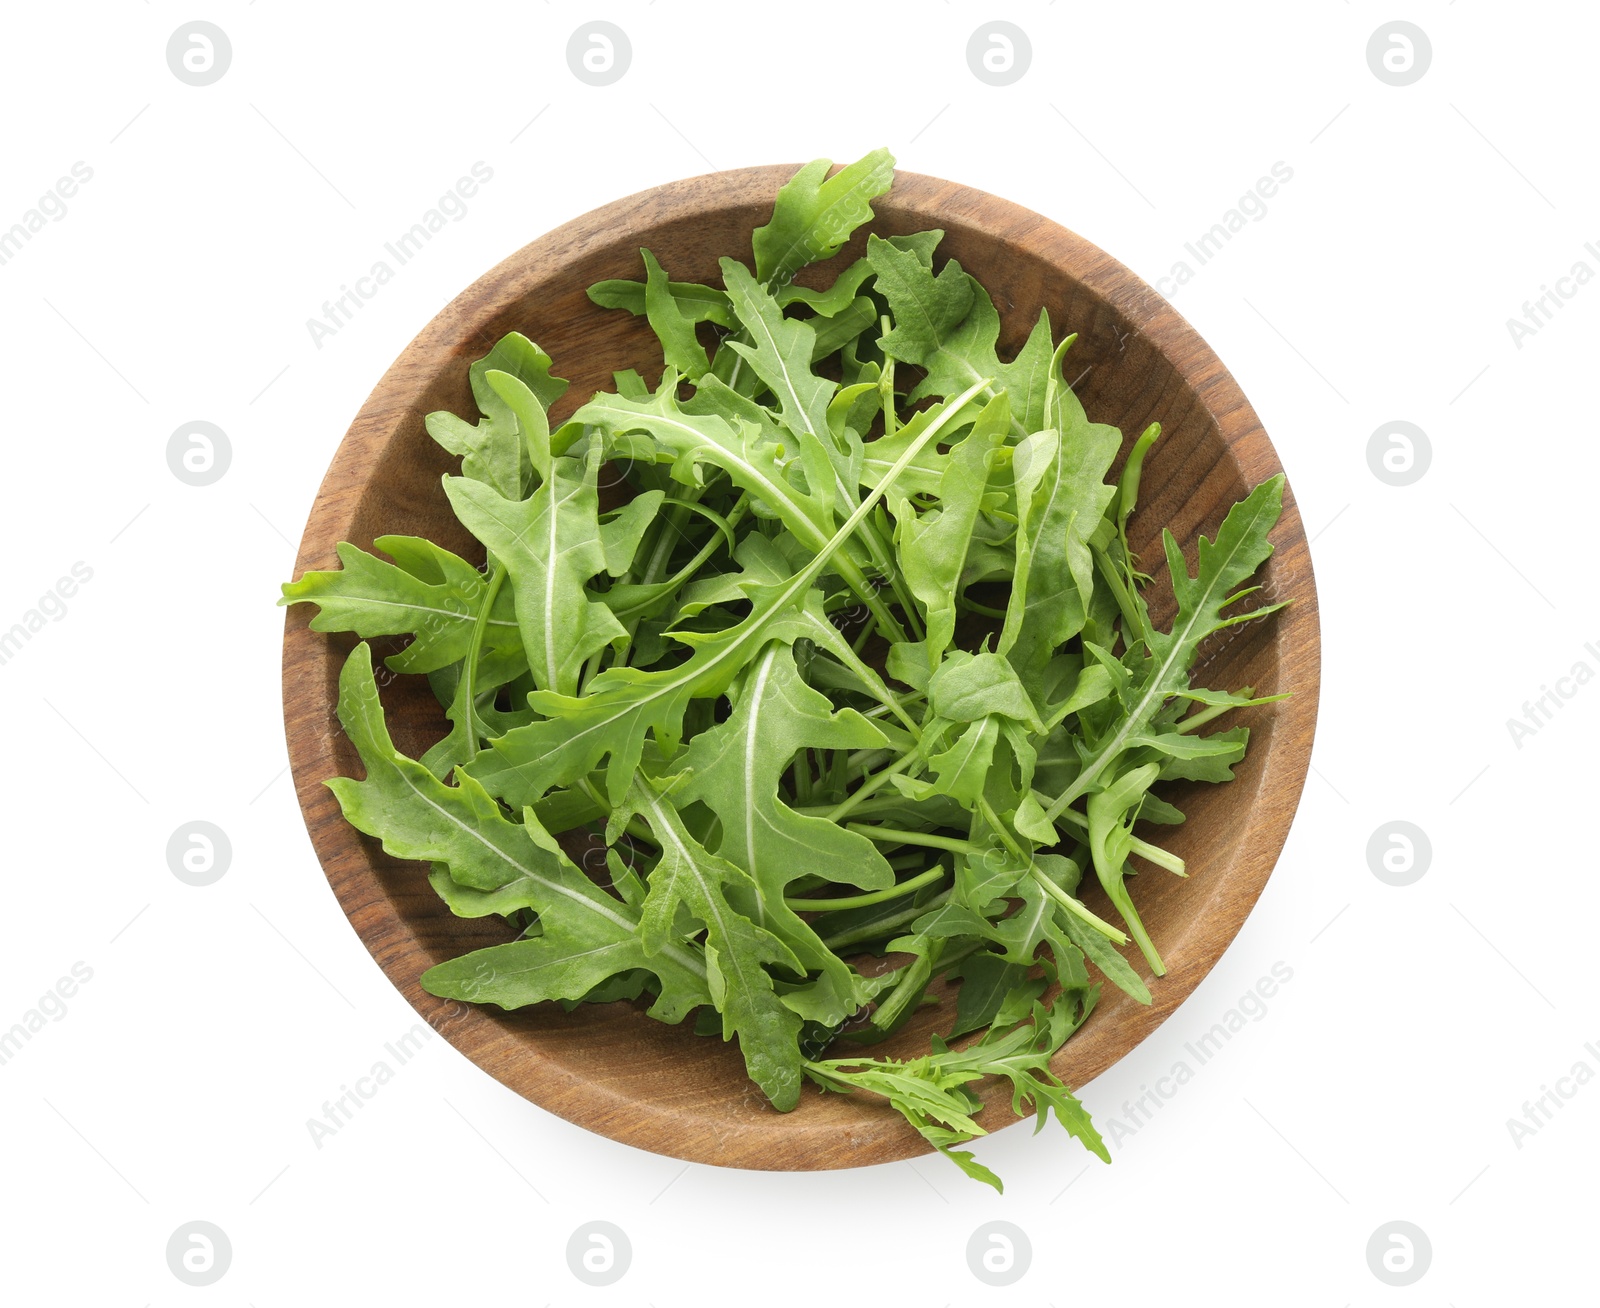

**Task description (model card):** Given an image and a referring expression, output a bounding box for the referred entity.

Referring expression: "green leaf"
[574,376,832,545]
[775,255,875,313]
[1152,474,1288,671]
[417,560,513,780]
[923,718,1000,806]
[719,258,913,627]
[598,490,668,578]
[890,395,1008,679]
[1134,724,1250,783]
[675,643,892,1020]
[443,445,626,697]
[752,148,896,287]
[999,379,1122,681]
[807,295,878,361]
[641,248,711,380]
[1041,474,1286,820]
[866,236,1057,437]
[588,273,736,329]
[1058,909,1151,1005]
[326,643,708,1020]
[473,331,568,419]
[719,258,839,519]
[951,953,1034,1037]
[804,991,1108,1191]
[615,775,807,1109]
[483,369,554,486]
[929,651,1045,733]
[1086,761,1164,973]
[866,234,974,370]
[279,539,519,675]
[856,395,965,499]
[425,333,567,498]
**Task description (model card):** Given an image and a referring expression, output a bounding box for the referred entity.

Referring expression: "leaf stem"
[609,494,748,674]
[461,559,506,747]
[1028,863,1129,944]
[877,315,896,439]
[871,939,943,1029]
[1093,545,1147,645]
[976,795,1127,943]
[1037,792,1185,876]
[820,637,922,739]
[846,823,975,855]
[957,596,1010,620]
[784,865,945,912]
[850,613,876,656]
[817,888,952,952]
[824,741,928,823]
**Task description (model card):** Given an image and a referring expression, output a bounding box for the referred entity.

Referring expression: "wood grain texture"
[281,165,1321,1173]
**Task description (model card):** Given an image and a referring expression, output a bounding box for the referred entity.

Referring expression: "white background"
[2,2,1595,1302]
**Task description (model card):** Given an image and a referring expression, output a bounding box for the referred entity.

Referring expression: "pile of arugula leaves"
[282,148,1287,1190]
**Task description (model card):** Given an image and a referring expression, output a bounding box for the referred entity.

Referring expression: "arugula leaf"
[866,236,1056,436]
[327,643,709,1020]
[929,651,1046,734]
[999,375,1123,685]
[572,377,867,590]
[856,395,965,498]
[443,445,633,698]
[1040,474,1286,822]
[719,258,841,520]
[889,396,1007,681]
[805,992,1106,1193]
[950,953,1036,1037]
[642,248,712,380]
[752,148,895,287]
[674,642,892,1019]
[1086,761,1164,973]
[280,538,519,674]
[589,271,737,329]
[424,332,567,498]
[614,774,808,1109]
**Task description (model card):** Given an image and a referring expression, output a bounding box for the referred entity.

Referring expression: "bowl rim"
[281,162,1321,1172]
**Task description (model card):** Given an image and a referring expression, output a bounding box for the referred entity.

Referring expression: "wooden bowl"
[282,165,1320,1172]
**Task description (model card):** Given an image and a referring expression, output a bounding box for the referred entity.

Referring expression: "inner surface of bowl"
[282,166,1319,1172]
